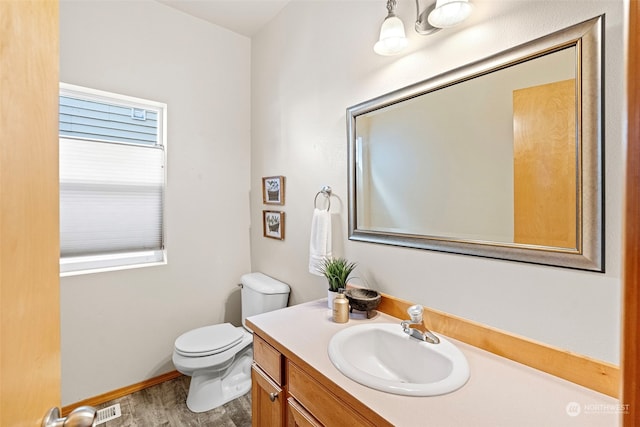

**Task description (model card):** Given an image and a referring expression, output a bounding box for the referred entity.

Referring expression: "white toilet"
[172,272,290,413]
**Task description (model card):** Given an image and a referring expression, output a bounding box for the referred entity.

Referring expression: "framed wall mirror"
[347,16,603,271]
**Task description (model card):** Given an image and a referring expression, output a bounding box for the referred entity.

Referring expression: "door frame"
[622,0,640,425]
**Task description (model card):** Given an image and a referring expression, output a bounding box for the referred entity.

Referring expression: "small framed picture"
[263,210,285,240]
[262,176,285,205]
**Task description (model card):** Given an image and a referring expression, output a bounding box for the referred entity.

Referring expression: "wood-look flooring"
[95,375,251,427]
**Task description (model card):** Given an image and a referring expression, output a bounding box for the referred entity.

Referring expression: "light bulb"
[428,0,473,28]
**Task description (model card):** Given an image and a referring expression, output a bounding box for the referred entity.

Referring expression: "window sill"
[60,250,166,277]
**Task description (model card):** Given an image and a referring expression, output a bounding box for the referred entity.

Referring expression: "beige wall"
[251,0,623,364]
[60,0,251,404]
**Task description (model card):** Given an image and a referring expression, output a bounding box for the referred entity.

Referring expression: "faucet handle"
[407,305,423,323]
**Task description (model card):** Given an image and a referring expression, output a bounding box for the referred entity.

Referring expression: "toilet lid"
[174,323,244,357]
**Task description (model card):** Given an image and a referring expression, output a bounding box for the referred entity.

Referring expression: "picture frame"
[262,176,285,205]
[263,210,285,240]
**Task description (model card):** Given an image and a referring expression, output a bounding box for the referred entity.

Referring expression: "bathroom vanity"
[251,331,381,427]
[249,306,390,426]
[246,299,619,427]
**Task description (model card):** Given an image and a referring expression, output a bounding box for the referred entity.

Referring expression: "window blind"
[60,138,164,259]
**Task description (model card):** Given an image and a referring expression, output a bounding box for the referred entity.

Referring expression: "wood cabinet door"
[252,364,285,427]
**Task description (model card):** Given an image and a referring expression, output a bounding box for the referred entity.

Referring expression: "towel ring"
[314,186,332,211]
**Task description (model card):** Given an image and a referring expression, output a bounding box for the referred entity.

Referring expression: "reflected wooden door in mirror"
[513,78,577,249]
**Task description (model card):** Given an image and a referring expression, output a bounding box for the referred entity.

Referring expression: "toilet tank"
[240,272,290,330]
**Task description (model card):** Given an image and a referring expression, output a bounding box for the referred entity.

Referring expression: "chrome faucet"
[401,305,440,344]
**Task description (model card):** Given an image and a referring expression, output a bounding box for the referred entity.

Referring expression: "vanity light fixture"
[374,0,409,56]
[374,0,473,56]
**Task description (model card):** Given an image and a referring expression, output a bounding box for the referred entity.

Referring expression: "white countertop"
[247,299,620,427]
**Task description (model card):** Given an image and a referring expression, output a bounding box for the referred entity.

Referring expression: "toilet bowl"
[172,323,254,412]
[172,272,290,413]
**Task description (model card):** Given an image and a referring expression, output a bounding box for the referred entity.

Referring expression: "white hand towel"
[309,208,332,275]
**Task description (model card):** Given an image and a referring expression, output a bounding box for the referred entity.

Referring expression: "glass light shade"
[428,0,473,28]
[374,15,408,56]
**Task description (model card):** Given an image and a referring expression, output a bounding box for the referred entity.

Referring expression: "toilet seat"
[174,323,243,357]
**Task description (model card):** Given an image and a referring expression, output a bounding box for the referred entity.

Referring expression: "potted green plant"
[318,257,357,308]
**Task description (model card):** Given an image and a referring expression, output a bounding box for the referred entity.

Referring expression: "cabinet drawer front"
[287,397,322,427]
[254,334,283,385]
[288,362,374,427]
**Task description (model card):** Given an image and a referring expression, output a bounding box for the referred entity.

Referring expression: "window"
[59,84,166,274]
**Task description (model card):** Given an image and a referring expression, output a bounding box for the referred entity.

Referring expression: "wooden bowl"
[344,288,381,318]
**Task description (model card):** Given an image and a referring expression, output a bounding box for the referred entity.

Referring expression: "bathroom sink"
[328,323,469,396]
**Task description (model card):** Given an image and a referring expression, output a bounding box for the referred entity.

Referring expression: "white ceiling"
[156,0,291,37]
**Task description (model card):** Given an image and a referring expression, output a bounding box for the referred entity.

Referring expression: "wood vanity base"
[249,326,392,427]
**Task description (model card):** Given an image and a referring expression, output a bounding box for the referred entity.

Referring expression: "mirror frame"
[347,16,604,272]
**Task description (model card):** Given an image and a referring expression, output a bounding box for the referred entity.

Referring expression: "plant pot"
[328,290,338,309]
